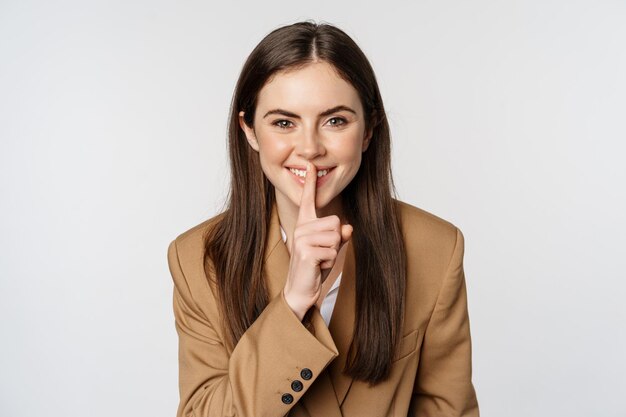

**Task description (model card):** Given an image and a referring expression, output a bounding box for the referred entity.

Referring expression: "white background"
[1,1,625,416]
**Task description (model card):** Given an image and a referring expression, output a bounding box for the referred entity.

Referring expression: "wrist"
[283,289,311,321]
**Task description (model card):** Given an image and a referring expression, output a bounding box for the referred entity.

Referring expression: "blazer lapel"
[262,202,290,298]
[263,202,357,411]
[326,238,356,406]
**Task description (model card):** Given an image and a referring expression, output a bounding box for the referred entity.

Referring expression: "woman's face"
[239,61,372,217]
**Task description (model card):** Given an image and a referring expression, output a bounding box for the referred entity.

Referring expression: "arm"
[168,240,339,417]
[408,227,479,416]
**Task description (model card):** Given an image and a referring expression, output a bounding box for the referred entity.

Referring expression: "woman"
[167,20,479,417]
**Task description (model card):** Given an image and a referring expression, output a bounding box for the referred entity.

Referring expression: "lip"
[286,165,335,171]
[286,166,335,188]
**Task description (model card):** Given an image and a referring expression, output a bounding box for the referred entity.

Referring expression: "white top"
[280,225,342,327]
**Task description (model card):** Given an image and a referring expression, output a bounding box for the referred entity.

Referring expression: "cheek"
[331,135,364,163]
[257,136,291,163]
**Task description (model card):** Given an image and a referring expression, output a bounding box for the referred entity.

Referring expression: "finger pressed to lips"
[297,162,318,223]
[287,166,335,189]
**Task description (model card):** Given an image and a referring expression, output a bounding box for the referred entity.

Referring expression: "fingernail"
[306,162,311,172]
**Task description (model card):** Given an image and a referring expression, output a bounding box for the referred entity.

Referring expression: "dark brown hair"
[203,20,406,384]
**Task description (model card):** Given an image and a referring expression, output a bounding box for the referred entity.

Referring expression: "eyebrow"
[262,105,357,119]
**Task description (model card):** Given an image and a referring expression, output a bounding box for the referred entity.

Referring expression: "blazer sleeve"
[408,227,480,416]
[168,239,339,417]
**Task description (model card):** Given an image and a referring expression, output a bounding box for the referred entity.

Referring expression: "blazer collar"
[263,201,356,411]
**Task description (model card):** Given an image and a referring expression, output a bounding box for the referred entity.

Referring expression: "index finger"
[297,162,318,223]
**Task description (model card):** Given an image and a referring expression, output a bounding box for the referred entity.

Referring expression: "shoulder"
[393,198,461,245]
[167,212,226,295]
[392,198,464,277]
[169,212,225,258]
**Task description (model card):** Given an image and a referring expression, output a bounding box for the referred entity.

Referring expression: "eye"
[327,117,347,127]
[273,119,294,129]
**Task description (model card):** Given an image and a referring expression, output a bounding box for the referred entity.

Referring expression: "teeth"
[289,168,330,178]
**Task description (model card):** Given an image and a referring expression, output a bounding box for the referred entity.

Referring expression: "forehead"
[256,61,362,114]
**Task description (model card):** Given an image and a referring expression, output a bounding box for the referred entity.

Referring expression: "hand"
[283,162,353,321]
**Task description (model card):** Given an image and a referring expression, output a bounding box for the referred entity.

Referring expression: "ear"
[239,110,259,152]
[362,127,373,152]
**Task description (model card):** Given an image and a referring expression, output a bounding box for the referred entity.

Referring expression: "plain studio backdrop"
[1,1,625,416]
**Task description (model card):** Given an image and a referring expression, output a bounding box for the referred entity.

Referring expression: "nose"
[295,127,326,160]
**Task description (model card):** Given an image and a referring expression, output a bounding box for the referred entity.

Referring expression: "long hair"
[203,20,406,384]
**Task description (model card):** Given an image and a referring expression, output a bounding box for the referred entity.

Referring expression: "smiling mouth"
[287,167,335,178]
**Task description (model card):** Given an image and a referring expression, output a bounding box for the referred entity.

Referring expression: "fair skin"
[239,60,372,320]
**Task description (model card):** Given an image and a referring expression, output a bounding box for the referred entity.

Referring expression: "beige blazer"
[167,199,479,417]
